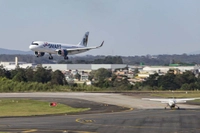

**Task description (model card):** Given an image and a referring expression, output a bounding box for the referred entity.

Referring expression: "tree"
[74,73,81,81]
[93,56,123,64]
[157,73,178,90]
[143,73,159,87]
[25,67,34,82]
[33,67,52,83]
[0,65,10,78]
[94,68,112,81]
[88,70,95,81]
[12,68,27,82]
[133,68,139,76]
[51,70,67,85]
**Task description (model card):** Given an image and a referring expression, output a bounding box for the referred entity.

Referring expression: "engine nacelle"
[57,49,68,57]
[35,51,45,57]
[168,101,175,107]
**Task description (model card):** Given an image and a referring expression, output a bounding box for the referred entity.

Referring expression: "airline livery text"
[43,42,61,49]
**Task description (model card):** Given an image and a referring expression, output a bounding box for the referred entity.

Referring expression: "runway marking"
[76,117,200,132]
[22,129,37,133]
[0,129,97,133]
[76,118,95,124]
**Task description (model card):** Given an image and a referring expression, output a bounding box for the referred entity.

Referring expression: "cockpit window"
[32,42,38,45]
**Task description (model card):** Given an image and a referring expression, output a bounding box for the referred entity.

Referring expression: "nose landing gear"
[49,54,53,60]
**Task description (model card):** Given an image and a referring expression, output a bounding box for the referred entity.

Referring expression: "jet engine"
[57,49,68,56]
[57,49,68,60]
[35,51,45,57]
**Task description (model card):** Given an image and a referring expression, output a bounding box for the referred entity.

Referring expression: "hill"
[1,48,200,65]
[0,48,33,55]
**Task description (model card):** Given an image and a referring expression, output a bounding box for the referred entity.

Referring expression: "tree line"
[0,66,103,92]
[0,65,199,92]
[88,68,133,90]
[2,54,200,65]
[0,66,67,85]
[58,56,123,64]
[139,70,200,90]
[85,68,200,91]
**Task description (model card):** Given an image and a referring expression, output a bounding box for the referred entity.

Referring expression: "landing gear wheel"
[64,56,68,60]
[49,56,53,60]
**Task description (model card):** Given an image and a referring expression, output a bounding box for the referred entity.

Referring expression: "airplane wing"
[142,98,171,103]
[66,41,104,54]
[175,98,200,102]
[142,97,200,103]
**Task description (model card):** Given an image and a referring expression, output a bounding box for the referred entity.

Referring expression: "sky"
[0,0,200,56]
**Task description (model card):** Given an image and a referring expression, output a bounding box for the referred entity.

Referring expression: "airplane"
[29,31,104,60]
[142,97,200,109]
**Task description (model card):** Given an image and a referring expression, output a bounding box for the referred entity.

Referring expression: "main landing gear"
[164,105,180,110]
[175,105,180,110]
[48,54,69,60]
[64,56,69,60]
[164,104,170,109]
[49,54,53,60]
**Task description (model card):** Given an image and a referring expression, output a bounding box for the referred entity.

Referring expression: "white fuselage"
[29,41,86,55]
[29,31,104,60]
[168,100,176,107]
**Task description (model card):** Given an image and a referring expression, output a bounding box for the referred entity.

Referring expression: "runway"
[0,93,200,133]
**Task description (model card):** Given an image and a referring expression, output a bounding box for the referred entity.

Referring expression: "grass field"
[148,91,200,104]
[0,99,90,117]
[149,91,200,98]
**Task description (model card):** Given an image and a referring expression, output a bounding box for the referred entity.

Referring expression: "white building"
[42,64,127,72]
[137,66,195,79]
[0,57,36,70]
[142,66,195,73]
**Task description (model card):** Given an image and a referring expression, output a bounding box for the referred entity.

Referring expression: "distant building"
[136,66,196,79]
[42,64,127,72]
[0,57,36,70]
[142,66,194,73]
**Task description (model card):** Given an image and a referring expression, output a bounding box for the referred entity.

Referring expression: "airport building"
[0,57,36,70]
[137,65,197,79]
[142,66,194,73]
[41,64,128,83]
[42,64,127,72]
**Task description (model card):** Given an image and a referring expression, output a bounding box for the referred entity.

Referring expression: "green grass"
[149,91,200,104]
[150,91,200,98]
[0,99,90,117]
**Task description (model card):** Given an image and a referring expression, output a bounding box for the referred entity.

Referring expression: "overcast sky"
[0,0,200,56]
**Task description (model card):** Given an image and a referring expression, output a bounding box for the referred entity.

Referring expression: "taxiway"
[0,93,199,133]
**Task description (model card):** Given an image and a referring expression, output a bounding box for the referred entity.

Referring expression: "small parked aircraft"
[142,97,200,109]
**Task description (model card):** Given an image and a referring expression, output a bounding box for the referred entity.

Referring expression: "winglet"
[97,41,104,48]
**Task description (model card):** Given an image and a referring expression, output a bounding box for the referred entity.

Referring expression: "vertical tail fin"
[78,31,89,47]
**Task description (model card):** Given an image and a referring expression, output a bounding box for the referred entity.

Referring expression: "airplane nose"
[29,45,36,50]
[29,45,33,50]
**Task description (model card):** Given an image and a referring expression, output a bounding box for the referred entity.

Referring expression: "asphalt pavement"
[0,93,199,133]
